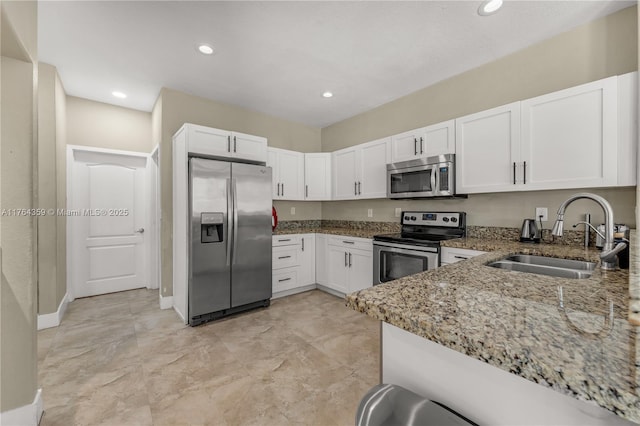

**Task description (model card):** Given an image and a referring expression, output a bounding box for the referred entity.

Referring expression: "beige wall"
[0,0,38,412]
[37,62,67,315]
[66,96,152,153]
[321,6,638,228]
[159,88,322,296]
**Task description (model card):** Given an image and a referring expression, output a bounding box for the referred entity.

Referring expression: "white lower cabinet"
[315,234,328,286]
[440,247,486,265]
[325,236,373,294]
[298,234,315,286]
[271,233,315,297]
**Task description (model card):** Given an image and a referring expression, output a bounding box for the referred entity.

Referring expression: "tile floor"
[37,289,380,425]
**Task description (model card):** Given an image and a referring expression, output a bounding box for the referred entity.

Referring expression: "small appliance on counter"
[520,219,541,243]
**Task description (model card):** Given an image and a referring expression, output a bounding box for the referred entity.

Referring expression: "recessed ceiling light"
[478,0,503,16]
[112,91,127,99]
[322,91,333,98]
[198,44,215,55]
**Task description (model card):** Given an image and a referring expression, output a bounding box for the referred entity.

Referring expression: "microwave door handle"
[431,167,437,194]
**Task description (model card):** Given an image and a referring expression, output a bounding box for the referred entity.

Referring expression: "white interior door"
[69,147,148,299]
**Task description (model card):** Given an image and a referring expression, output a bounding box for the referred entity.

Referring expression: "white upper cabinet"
[304,153,332,200]
[455,102,521,194]
[268,147,304,200]
[390,120,455,163]
[177,123,267,163]
[333,137,390,200]
[520,76,618,190]
[456,73,636,194]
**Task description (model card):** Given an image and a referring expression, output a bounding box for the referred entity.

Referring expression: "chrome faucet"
[551,193,626,270]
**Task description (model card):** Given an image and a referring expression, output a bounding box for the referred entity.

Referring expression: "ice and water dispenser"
[200,212,224,243]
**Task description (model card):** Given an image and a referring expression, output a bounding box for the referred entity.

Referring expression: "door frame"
[149,144,161,292]
[66,145,152,301]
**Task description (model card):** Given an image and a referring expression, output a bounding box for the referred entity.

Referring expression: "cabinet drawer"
[273,245,300,269]
[273,269,298,293]
[441,247,486,264]
[272,235,301,247]
[327,235,372,251]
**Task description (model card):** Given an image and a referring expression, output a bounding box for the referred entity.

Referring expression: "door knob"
[135,228,145,234]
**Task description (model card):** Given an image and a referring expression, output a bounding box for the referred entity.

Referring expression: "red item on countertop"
[272,206,278,231]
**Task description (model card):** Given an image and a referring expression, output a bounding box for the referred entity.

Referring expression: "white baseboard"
[159,294,173,310]
[272,284,316,300]
[315,284,345,298]
[37,293,69,330]
[0,388,43,426]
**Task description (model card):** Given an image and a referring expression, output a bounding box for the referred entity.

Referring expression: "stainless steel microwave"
[387,154,456,199]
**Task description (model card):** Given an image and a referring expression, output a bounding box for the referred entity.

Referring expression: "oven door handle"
[373,241,439,253]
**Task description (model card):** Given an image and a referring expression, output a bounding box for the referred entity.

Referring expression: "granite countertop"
[346,235,640,423]
[273,227,382,239]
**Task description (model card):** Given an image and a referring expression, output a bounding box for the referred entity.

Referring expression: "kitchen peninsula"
[347,234,639,425]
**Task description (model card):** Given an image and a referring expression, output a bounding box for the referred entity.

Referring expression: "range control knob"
[410,216,417,221]
[451,217,458,223]
[404,216,410,221]
[442,217,449,223]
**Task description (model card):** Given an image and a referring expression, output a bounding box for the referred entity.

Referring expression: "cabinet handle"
[233,136,237,153]
[454,255,469,260]
[278,238,291,242]
[227,135,231,152]
[278,277,291,282]
[523,161,526,185]
[278,255,292,259]
[358,181,361,195]
[302,238,304,252]
[354,182,357,196]
[513,162,516,185]
[342,241,355,244]
[348,252,352,267]
[345,252,348,267]
[277,183,280,196]
[282,183,284,196]
[420,137,424,154]
[414,138,418,155]
[305,185,308,198]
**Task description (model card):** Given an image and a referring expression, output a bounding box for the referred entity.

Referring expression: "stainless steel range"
[373,211,466,285]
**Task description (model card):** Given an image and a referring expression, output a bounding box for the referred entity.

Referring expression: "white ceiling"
[38,1,634,128]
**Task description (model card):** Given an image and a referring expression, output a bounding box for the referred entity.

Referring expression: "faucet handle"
[600,241,627,264]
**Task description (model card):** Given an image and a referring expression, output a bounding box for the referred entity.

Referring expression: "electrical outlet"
[367,208,373,218]
[395,208,401,217]
[290,207,295,215]
[535,207,548,222]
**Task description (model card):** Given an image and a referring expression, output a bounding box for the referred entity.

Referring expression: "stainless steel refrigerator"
[189,157,272,326]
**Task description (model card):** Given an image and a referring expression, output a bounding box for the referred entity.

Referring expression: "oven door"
[373,241,439,285]
[387,164,436,199]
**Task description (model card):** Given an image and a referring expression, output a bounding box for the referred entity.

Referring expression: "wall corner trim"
[159,294,173,310]
[0,388,43,426]
[37,293,69,330]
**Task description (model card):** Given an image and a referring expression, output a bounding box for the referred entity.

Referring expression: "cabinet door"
[231,131,267,163]
[326,245,349,294]
[332,148,358,200]
[521,76,618,190]
[186,124,231,158]
[267,148,279,198]
[391,128,425,163]
[298,234,316,286]
[455,102,521,194]
[315,234,327,285]
[347,248,373,293]
[304,153,332,200]
[359,138,390,199]
[617,71,638,186]
[423,120,455,156]
[278,149,304,200]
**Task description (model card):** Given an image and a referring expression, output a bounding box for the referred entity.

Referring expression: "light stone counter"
[347,235,639,423]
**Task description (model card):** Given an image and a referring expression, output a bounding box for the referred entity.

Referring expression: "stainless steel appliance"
[387,154,457,199]
[373,211,466,285]
[519,219,541,243]
[189,157,272,325]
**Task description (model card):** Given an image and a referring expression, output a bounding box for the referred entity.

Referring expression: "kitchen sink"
[487,255,596,279]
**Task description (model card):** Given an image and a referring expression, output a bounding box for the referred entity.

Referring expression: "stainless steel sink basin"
[487,255,596,279]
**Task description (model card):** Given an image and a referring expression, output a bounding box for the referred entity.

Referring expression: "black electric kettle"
[520,219,541,243]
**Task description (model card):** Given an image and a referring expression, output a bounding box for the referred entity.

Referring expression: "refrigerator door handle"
[232,177,239,265]
[226,178,232,266]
